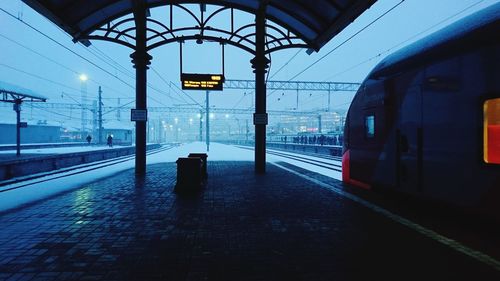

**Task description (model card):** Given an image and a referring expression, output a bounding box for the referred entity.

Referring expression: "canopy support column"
[252,3,270,174]
[14,100,22,157]
[131,1,152,176]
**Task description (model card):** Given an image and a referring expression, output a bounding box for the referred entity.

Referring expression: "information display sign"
[181,73,224,91]
[131,109,148,121]
[253,113,268,125]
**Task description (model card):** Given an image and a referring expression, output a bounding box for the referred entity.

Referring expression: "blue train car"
[343,4,500,215]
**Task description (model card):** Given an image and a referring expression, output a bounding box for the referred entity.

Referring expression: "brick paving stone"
[0,161,498,280]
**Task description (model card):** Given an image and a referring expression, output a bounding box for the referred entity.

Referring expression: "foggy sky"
[0,0,497,128]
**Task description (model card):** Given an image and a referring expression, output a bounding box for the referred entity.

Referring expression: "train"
[342,3,500,215]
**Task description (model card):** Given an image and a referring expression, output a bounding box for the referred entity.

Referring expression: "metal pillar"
[117,97,121,121]
[252,4,270,173]
[92,101,97,139]
[246,119,249,142]
[98,86,103,144]
[318,114,322,134]
[158,118,162,143]
[81,79,87,139]
[206,90,210,152]
[327,89,331,112]
[14,100,21,157]
[199,109,203,141]
[296,89,299,110]
[131,1,152,176]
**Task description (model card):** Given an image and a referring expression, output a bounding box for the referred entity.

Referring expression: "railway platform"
[0,160,499,280]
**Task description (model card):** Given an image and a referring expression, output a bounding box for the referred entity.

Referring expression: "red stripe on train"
[342,149,371,190]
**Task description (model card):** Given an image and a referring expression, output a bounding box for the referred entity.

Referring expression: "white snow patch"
[0,142,341,213]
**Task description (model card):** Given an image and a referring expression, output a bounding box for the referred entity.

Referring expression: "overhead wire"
[0,63,83,95]
[0,32,135,99]
[0,6,173,108]
[269,49,301,80]
[244,0,406,111]
[321,0,487,81]
[286,0,406,82]
[108,19,204,109]
[29,104,83,121]
[0,7,137,90]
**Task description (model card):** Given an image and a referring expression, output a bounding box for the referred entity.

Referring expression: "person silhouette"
[107,135,113,147]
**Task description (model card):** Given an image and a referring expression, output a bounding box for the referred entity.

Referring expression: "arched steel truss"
[82,4,308,55]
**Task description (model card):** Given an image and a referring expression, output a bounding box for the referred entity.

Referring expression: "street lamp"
[79,73,88,140]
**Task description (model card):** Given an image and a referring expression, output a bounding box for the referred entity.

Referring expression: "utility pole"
[199,109,203,142]
[117,97,121,121]
[158,117,162,143]
[92,100,97,139]
[318,114,322,134]
[328,89,331,112]
[296,88,299,110]
[246,119,249,142]
[14,100,21,157]
[98,86,103,144]
[206,90,210,152]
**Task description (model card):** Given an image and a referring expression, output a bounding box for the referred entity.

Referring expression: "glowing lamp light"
[79,74,88,82]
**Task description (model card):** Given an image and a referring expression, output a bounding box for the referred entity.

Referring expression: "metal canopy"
[21,0,375,175]
[0,81,47,157]
[22,0,376,52]
[0,81,47,103]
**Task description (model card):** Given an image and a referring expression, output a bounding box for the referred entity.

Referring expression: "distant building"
[99,121,133,145]
[0,123,61,144]
[60,127,85,142]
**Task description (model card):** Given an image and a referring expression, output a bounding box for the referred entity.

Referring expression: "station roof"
[22,0,376,51]
[0,81,47,102]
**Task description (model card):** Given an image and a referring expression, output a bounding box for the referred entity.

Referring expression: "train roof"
[371,3,500,78]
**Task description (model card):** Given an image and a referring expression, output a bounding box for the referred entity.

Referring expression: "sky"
[0,0,498,131]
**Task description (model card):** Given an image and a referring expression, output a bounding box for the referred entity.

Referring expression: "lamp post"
[79,74,88,140]
[225,114,230,139]
[206,90,210,152]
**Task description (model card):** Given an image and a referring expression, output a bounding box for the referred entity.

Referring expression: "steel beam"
[224,79,360,91]
[131,1,152,176]
[253,4,270,174]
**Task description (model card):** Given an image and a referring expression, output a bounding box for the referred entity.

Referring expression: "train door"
[396,85,423,192]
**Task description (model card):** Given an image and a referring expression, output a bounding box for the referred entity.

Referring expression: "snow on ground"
[0,142,341,213]
[147,142,255,163]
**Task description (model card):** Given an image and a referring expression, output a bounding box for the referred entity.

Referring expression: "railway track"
[0,144,177,192]
[237,145,342,172]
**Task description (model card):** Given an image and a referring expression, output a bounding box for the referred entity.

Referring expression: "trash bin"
[175,157,202,192]
[188,153,208,179]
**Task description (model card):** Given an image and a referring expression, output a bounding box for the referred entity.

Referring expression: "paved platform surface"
[0,161,499,280]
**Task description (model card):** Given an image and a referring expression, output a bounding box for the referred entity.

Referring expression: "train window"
[365,115,375,139]
[484,98,500,164]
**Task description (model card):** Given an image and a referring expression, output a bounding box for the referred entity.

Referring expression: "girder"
[224,79,360,91]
